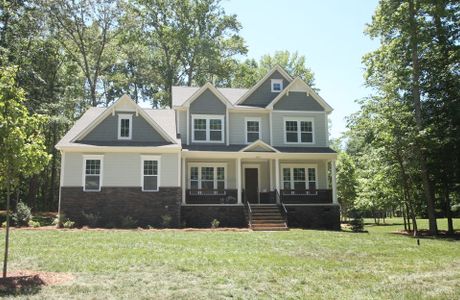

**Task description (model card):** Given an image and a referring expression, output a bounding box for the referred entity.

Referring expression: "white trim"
[235,65,293,105]
[269,159,274,190]
[331,160,338,204]
[182,83,233,108]
[244,117,261,144]
[177,152,181,187]
[58,151,65,222]
[141,155,161,192]
[271,79,283,93]
[82,155,104,192]
[266,77,333,112]
[271,110,327,114]
[191,114,225,143]
[280,163,318,192]
[237,158,242,204]
[187,163,227,190]
[239,140,280,153]
[242,164,261,203]
[226,109,229,146]
[57,145,181,153]
[275,158,280,199]
[181,158,186,204]
[73,94,176,144]
[283,117,315,144]
[117,113,132,140]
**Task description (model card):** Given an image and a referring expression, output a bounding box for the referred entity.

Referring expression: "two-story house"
[56,66,339,230]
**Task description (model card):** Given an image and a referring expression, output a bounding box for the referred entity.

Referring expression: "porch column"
[331,160,338,204]
[269,159,274,190]
[275,158,280,204]
[181,158,186,204]
[237,157,242,204]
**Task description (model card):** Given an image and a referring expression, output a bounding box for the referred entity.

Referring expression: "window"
[189,164,226,194]
[271,79,283,92]
[245,117,261,143]
[192,115,224,143]
[281,165,317,194]
[118,114,132,139]
[83,155,103,191]
[141,156,160,191]
[284,118,314,144]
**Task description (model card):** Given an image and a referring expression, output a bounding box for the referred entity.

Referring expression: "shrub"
[28,220,41,228]
[12,202,32,227]
[52,214,60,226]
[119,216,137,228]
[82,211,101,228]
[350,217,364,232]
[211,219,220,229]
[63,219,76,229]
[161,214,172,228]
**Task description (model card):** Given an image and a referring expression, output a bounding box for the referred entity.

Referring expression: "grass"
[0,218,459,299]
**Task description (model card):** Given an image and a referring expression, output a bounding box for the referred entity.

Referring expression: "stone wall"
[286,204,340,230]
[181,205,247,228]
[60,187,181,227]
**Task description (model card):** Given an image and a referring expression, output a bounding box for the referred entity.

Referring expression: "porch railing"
[186,189,238,204]
[280,189,333,204]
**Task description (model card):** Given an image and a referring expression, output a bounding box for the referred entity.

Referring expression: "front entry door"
[244,168,259,204]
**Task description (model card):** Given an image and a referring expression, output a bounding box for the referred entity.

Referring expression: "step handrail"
[244,196,252,228]
[276,189,288,224]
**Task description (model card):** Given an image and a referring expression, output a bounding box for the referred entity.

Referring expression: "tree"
[0,67,50,277]
[225,50,316,89]
[336,151,357,220]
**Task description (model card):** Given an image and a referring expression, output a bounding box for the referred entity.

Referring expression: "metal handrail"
[245,195,252,228]
[276,189,288,224]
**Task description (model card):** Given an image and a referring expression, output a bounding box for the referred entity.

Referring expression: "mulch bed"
[4,226,251,232]
[393,229,460,240]
[0,270,74,295]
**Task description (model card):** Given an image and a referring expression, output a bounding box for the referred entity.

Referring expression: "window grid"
[192,116,224,143]
[285,119,313,143]
[84,159,101,191]
[282,167,317,195]
[246,120,260,143]
[189,165,226,194]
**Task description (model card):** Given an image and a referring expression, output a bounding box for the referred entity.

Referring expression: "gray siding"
[189,89,227,145]
[271,111,328,147]
[241,70,290,107]
[177,110,187,144]
[189,89,226,114]
[80,112,167,143]
[274,92,325,111]
[62,152,180,187]
[228,112,270,144]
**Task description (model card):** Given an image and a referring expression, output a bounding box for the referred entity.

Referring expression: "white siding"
[62,152,180,188]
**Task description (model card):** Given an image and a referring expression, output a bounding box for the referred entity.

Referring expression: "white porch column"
[237,157,242,204]
[269,159,274,190]
[275,158,280,204]
[331,160,338,204]
[181,157,186,204]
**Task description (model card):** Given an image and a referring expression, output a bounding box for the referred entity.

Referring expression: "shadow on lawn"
[0,275,44,296]
[391,230,460,241]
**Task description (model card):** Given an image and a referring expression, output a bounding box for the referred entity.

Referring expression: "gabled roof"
[177,83,235,108]
[172,86,248,107]
[56,95,178,149]
[239,140,280,153]
[266,77,333,112]
[234,65,293,106]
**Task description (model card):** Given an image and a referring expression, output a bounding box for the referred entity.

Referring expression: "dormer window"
[271,79,283,92]
[118,114,132,139]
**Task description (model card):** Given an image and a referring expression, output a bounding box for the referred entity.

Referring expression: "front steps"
[248,204,288,231]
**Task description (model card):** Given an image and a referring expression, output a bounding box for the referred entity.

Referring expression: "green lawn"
[1,218,459,299]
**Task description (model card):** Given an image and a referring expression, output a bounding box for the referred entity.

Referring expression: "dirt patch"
[393,229,460,240]
[0,270,74,295]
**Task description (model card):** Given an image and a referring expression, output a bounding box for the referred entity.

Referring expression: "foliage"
[211,218,220,228]
[349,217,364,233]
[82,211,101,228]
[28,220,41,228]
[12,202,32,227]
[119,216,137,228]
[62,219,76,229]
[161,214,172,228]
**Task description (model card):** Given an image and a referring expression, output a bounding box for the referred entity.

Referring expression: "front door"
[244,168,259,204]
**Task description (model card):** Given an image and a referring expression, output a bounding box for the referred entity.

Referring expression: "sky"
[221,0,380,139]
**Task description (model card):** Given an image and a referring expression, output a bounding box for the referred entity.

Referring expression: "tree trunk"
[3,173,11,278]
[402,204,408,231]
[408,0,437,235]
[49,122,58,210]
[443,186,454,235]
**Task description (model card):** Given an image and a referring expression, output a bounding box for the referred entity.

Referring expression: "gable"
[273,92,325,111]
[247,145,276,152]
[79,112,168,144]
[189,89,226,114]
[240,140,279,153]
[241,70,291,107]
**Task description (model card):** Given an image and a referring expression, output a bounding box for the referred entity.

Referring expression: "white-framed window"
[281,164,317,194]
[284,117,314,144]
[188,163,226,194]
[118,114,132,140]
[191,114,224,143]
[271,79,283,92]
[245,117,261,144]
[83,155,103,192]
[141,155,161,192]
